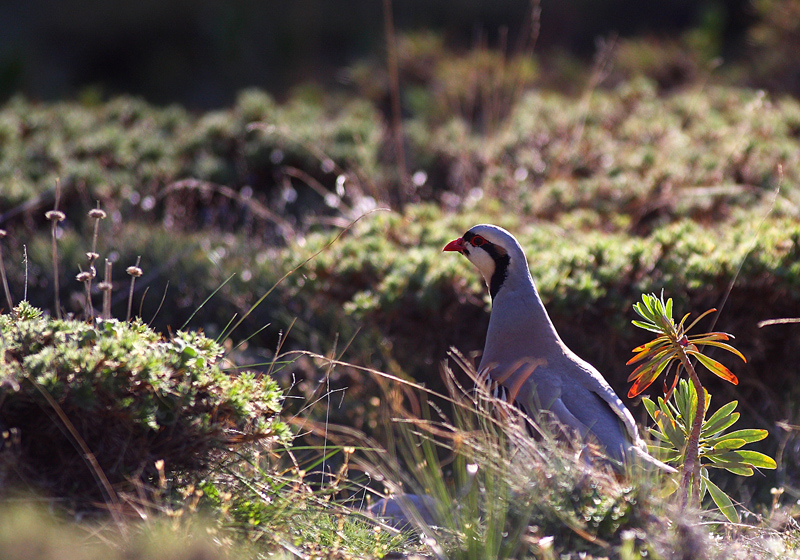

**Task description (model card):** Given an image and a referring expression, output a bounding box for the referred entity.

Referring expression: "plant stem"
[28,377,126,534]
[51,219,61,319]
[678,352,705,510]
[382,0,409,204]
[126,256,142,322]
[102,259,112,319]
[47,180,64,320]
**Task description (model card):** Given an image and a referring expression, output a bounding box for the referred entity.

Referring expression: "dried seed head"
[97,281,113,291]
[76,271,93,283]
[86,251,100,262]
[88,208,107,220]
[0,229,6,238]
[45,210,66,222]
[89,266,97,278]
[126,266,143,277]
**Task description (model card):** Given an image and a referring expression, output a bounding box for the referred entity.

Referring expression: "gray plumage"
[444,224,674,471]
[367,494,437,528]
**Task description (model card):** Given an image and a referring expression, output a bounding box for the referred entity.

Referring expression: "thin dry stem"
[282,167,354,214]
[571,34,617,154]
[163,179,296,240]
[0,231,13,311]
[101,259,112,319]
[22,244,28,302]
[126,256,142,322]
[82,207,105,319]
[759,317,800,327]
[83,278,92,318]
[46,179,65,319]
[708,171,781,336]
[382,0,409,203]
[219,210,385,344]
[50,222,61,319]
[28,377,126,534]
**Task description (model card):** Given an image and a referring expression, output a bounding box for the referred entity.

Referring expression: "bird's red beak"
[443,237,466,252]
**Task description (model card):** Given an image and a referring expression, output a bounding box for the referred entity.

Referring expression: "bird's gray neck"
[480,273,564,371]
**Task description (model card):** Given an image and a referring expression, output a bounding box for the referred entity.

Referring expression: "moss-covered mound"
[0,302,289,502]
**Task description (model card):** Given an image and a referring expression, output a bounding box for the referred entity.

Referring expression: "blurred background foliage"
[2,0,800,106]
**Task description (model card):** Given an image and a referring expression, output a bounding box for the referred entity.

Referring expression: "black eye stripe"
[462,230,510,298]
[463,231,489,247]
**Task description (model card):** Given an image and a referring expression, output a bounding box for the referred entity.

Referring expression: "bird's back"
[480,275,643,463]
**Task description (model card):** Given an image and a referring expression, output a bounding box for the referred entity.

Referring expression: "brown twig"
[758,317,800,327]
[282,166,354,214]
[571,34,617,154]
[163,179,296,240]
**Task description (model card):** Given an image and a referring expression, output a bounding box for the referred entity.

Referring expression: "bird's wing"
[479,352,639,443]
[548,354,678,472]
[559,352,643,446]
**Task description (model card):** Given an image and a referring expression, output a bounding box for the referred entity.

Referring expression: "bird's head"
[443,224,528,298]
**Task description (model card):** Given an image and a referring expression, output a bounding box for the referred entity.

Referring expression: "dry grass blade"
[292,347,667,559]
[758,317,800,328]
[27,377,126,534]
[707,172,782,335]
[218,209,387,344]
[0,229,13,312]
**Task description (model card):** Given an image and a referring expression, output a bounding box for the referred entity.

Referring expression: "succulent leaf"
[690,352,739,384]
[704,476,739,523]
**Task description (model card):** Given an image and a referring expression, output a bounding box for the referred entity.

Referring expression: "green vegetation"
[644,379,776,522]
[351,357,674,560]
[0,301,411,558]
[0,301,289,501]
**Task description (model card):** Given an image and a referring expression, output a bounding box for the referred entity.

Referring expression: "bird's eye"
[471,235,487,247]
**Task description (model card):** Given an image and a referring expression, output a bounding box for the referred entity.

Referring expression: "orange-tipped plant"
[627,293,749,510]
[627,293,744,401]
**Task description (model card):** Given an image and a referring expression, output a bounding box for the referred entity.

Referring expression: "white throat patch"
[467,247,496,289]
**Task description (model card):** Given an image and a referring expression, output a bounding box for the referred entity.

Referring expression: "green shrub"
[0,92,383,222]
[0,302,289,503]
